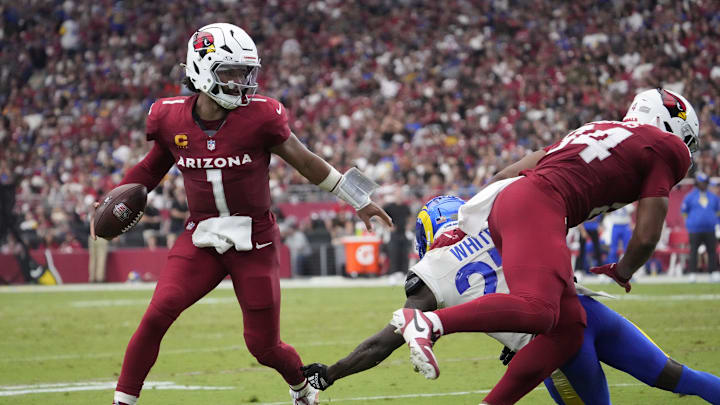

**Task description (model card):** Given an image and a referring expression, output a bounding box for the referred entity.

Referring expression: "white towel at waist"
[192,216,253,254]
[458,176,523,236]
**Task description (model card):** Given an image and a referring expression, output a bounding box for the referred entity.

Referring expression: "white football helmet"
[185,23,261,109]
[623,88,700,152]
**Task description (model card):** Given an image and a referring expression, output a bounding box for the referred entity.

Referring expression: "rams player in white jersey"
[302,196,720,404]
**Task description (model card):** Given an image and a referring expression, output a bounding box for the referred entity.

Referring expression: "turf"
[1,282,719,404]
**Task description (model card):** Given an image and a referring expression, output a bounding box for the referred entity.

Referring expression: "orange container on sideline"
[341,235,382,275]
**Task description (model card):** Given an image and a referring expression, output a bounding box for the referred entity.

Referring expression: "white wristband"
[318,167,343,193]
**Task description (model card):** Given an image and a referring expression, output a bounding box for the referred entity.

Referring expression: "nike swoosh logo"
[256,241,273,249]
[276,104,282,115]
[412,311,426,332]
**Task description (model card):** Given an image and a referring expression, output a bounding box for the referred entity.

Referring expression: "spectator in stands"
[88,229,109,283]
[304,214,334,276]
[167,186,189,248]
[0,162,17,245]
[281,217,311,276]
[59,232,82,252]
[382,189,412,274]
[140,195,162,250]
[575,215,603,272]
[2,0,720,261]
[681,172,720,273]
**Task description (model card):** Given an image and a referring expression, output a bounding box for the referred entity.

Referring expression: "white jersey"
[411,228,613,352]
[409,228,532,351]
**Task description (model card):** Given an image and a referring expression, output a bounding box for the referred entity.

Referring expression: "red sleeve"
[639,135,691,199]
[119,143,175,192]
[429,229,467,250]
[264,100,291,148]
[146,102,160,141]
[638,150,677,199]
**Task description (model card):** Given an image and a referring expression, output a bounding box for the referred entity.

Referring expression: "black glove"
[301,363,333,390]
[499,346,516,366]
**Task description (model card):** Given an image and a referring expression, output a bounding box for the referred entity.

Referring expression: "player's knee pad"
[137,304,176,336]
[149,284,190,319]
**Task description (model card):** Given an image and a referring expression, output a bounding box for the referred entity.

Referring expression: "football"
[93,183,148,240]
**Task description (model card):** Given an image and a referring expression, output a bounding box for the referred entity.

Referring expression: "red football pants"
[116,225,304,397]
[435,177,586,404]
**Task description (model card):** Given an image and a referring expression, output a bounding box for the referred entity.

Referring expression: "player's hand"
[357,201,393,231]
[499,346,515,366]
[590,263,631,293]
[301,363,333,390]
[89,202,100,241]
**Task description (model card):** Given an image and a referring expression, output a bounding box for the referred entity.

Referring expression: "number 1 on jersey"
[206,169,230,217]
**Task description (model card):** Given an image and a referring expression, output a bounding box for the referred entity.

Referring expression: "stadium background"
[1,0,720,281]
[1,1,720,404]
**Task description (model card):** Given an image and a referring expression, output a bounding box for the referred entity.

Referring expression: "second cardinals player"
[105,23,392,405]
[393,88,698,404]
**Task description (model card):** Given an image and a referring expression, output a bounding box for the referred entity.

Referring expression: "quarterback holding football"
[101,23,392,405]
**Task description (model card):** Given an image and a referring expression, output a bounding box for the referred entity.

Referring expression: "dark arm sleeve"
[119,143,175,192]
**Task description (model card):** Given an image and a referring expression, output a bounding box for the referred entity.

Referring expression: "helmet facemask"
[209,62,260,108]
[679,120,698,153]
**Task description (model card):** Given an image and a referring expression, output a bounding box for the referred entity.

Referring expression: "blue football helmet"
[415,195,466,259]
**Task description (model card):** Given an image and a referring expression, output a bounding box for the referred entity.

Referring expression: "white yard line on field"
[250,383,646,404]
[613,294,720,301]
[1,340,350,363]
[0,381,233,396]
[1,273,720,294]
[0,380,646,400]
[69,296,238,307]
[64,293,720,308]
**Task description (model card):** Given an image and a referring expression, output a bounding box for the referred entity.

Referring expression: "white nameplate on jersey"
[447,229,495,263]
[176,155,252,169]
[207,139,216,151]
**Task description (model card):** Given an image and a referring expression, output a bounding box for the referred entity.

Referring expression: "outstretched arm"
[591,197,668,291]
[303,285,437,388]
[615,197,667,279]
[270,133,392,230]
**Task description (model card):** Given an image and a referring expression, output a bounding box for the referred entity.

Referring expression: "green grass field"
[1,282,719,404]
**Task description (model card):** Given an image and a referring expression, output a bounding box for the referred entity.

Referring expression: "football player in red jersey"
[392,88,699,404]
[102,23,392,405]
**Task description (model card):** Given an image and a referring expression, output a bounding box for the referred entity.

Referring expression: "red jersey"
[522,121,691,228]
[123,94,290,233]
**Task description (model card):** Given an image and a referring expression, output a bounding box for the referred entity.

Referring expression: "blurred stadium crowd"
[1,0,719,261]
